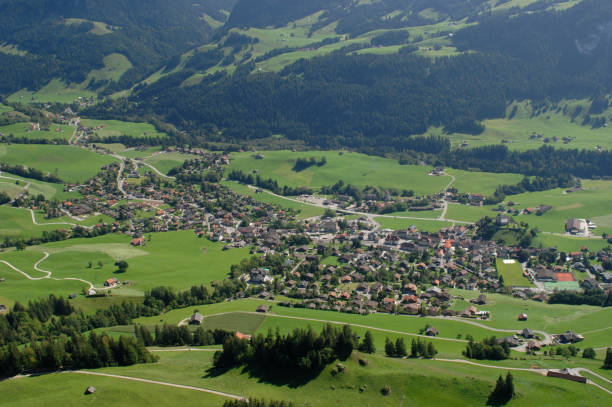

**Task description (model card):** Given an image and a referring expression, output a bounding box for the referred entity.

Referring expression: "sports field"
[496,259,533,287]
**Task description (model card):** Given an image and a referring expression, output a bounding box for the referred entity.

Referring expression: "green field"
[0,144,117,183]
[222,181,325,219]
[446,169,523,195]
[203,312,266,334]
[0,103,14,114]
[7,79,95,104]
[80,119,166,139]
[375,217,454,231]
[440,99,612,151]
[0,172,78,201]
[229,150,450,195]
[0,206,72,239]
[0,231,252,303]
[85,53,133,84]
[0,371,229,407]
[0,122,74,141]
[496,259,534,287]
[143,152,198,175]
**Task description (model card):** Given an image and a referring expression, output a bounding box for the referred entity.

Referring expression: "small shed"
[256,305,269,313]
[85,386,96,395]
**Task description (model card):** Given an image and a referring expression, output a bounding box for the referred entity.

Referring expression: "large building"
[565,218,588,236]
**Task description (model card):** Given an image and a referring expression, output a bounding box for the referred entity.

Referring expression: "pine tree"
[426,342,437,358]
[359,331,376,354]
[505,372,514,398]
[487,375,506,406]
[603,348,612,370]
[411,339,418,358]
[395,338,407,357]
[384,338,396,357]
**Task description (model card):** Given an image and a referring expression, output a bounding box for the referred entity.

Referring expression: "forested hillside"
[0,0,235,94]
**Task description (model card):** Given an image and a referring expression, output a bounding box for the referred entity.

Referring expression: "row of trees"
[135,324,234,348]
[463,338,510,360]
[549,288,612,307]
[384,337,437,358]
[292,156,326,172]
[0,332,156,378]
[0,163,62,183]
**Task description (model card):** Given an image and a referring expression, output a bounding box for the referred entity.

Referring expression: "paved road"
[140,161,176,180]
[439,172,456,221]
[253,185,473,225]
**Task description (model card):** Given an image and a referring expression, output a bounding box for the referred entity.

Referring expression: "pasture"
[0,122,73,141]
[7,79,95,104]
[229,150,450,195]
[0,231,251,303]
[0,206,70,239]
[221,181,324,219]
[143,152,198,175]
[375,217,454,232]
[496,259,533,287]
[0,371,229,407]
[80,119,166,139]
[0,172,79,201]
[441,99,612,151]
[0,144,118,183]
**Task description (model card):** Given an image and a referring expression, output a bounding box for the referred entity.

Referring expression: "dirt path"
[439,172,456,221]
[65,371,246,400]
[0,252,109,291]
[140,161,175,180]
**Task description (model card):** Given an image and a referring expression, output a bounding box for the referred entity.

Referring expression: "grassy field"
[80,119,166,139]
[0,171,78,200]
[0,122,73,141]
[375,217,454,231]
[85,53,133,84]
[0,371,229,407]
[229,150,450,195]
[441,99,612,151]
[0,103,13,114]
[0,206,71,239]
[143,152,198,175]
[222,181,324,219]
[446,169,523,195]
[203,312,266,335]
[7,79,95,104]
[496,259,534,287]
[0,231,251,303]
[0,144,117,183]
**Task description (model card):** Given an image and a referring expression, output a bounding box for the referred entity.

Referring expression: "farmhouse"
[565,218,588,235]
[256,305,269,313]
[425,327,439,336]
[558,331,583,344]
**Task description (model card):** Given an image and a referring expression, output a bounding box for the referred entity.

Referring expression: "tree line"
[213,324,362,373]
[0,332,156,378]
[463,337,510,360]
[228,169,313,196]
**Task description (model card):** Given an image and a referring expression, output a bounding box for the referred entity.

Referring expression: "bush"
[381,385,392,396]
[358,358,369,366]
[582,348,596,359]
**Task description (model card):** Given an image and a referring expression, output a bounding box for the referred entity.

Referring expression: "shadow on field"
[204,364,324,388]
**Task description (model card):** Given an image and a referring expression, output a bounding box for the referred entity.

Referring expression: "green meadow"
[0,231,251,303]
[7,79,95,104]
[375,217,454,231]
[0,172,78,201]
[229,150,450,195]
[143,152,198,175]
[80,119,166,139]
[0,144,118,183]
[0,206,71,239]
[441,99,612,151]
[222,181,324,219]
[0,122,74,141]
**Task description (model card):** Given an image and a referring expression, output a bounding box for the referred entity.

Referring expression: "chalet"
[104,277,118,287]
[189,313,204,325]
[131,237,146,246]
[475,294,487,305]
[521,328,535,339]
[526,340,541,351]
[256,305,269,313]
[518,313,528,321]
[403,283,418,295]
[249,268,271,284]
[497,336,520,347]
[425,327,439,336]
[558,331,583,344]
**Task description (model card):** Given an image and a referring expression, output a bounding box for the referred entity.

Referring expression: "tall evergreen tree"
[603,348,612,370]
